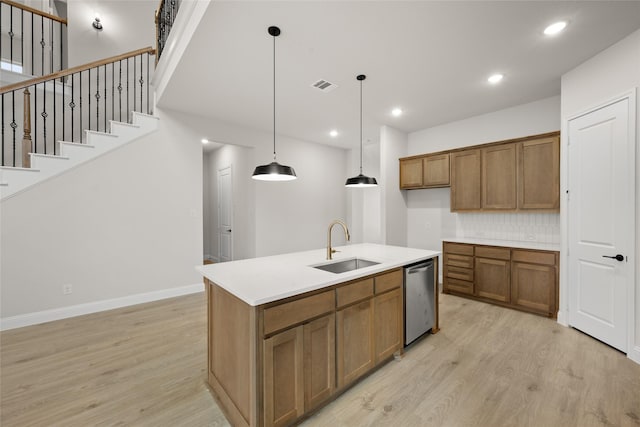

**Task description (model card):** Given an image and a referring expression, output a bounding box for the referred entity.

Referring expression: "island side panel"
[207,280,259,427]
[433,256,440,333]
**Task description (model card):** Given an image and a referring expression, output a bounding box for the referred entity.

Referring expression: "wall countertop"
[443,237,560,252]
[197,243,440,306]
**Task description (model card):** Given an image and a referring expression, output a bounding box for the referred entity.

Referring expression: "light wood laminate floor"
[2,292,639,426]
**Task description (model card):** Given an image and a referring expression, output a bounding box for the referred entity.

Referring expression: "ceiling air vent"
[311,79,338,93]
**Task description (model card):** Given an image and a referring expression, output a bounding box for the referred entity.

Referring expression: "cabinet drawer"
[512,250,557,266]
[264,291,335,335]
[445,265,474,282]
[336,278,374,308]
[445,278,474,295]
[444,242,474,256]
[475,246,510,260]
[445,253,473,269]
[374,269,403,294]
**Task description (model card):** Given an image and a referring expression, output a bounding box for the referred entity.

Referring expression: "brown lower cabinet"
[443,241,558,317]
[205,264,436,427]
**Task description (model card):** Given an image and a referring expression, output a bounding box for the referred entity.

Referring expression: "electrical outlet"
[63,284,73,295]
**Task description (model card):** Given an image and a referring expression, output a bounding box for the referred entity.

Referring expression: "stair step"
[30,153,70,171]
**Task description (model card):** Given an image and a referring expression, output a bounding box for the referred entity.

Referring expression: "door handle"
[602,254,624,262]
[226,229,232,232]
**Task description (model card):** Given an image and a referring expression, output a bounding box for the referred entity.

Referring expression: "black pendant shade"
[252,161,297,181]
[252,26,297,182]
[345,74,378,188]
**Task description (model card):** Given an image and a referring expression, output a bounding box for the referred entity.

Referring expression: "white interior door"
[568,97,633,352]
[218,167,233,262]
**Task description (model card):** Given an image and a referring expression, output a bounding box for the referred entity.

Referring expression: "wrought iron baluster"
[70,73,75,142]
[34,80,37,153]
[1,93,5,166]
[11,92,16,166]
[31,14,34,75]
[21,10,24,75]
[104,64,107,131]
[42,80,48,154]
[50,16,53,74]
[79,71,83,142]
[41,16,44,76]
[95,66,100,132]
[62,72,65,142]
[88,68,91,130]
[53,78,57,154]
[146,53,150,114]
[59,21,63,74]
[134,54,137,112]
[112,62,115,122]
[139,54,143,113]
[9,5,13,68]
[23,88,32,167]
[126,58,130,122]
[118,60,123,122]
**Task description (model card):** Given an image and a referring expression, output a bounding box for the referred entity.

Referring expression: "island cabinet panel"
[374,268,403,294]
[207,283,256,427]
[374,288,403,363]
[399,158,424,188]
[481,144,517,210]
[450,149,481,211]
[336,299,375,389]
[263,327,304,427]
[423,153,450,187]
[263,290,334,335]
[303,314,335,411]
[518,136,560,210]
[336,278,374,308]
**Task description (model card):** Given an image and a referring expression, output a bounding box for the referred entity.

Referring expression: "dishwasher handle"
[406,260,433,274]
[408,266,429,274]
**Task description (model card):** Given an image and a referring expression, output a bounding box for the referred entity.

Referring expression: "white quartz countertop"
[443,237,560,252]
[197,243,440,306]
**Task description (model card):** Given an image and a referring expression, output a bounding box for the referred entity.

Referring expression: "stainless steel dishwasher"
[404,259,435,346]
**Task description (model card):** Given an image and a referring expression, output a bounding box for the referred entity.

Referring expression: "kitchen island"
[197,243,440,427]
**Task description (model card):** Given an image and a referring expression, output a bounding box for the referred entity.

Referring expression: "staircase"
[0,112,159,200]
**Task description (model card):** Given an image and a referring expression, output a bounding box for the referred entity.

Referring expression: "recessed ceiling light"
[544,21,567,36]
[329,130,339,137]
[391,108,403,117]
[488,74,504,84]
[201,138,210,144]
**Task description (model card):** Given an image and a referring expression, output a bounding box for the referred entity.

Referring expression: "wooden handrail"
[0,47,156,94]
[1,0,68,25]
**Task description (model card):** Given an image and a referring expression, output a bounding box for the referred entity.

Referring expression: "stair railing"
[0,47,155,168]
[0,0,67,78]
[155,0,180,63]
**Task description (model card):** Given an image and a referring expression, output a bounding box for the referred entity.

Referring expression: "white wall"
[254,135,348,257]
[203,144,255,261]
[560,29,640,363]
[66,0,156,67]
[0,106,203,322]
[380,126,408,247]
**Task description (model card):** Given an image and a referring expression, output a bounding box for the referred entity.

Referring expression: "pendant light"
[252,26,297,181]
[345,74,378,187]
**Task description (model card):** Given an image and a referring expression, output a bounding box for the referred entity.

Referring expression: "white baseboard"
[556,309,569,327]
[0,283,203,331]
[629,345,640,365]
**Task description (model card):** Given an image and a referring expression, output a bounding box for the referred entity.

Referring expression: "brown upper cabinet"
[450,149,481,211]
[399,153,450,189]
[482,144,517,210]
[518,135,560,210]
[401,131,560,212]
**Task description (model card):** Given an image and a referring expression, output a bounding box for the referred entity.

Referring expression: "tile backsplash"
[456,213,560,245]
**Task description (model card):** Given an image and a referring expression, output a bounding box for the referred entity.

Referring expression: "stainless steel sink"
[312,258,380,274]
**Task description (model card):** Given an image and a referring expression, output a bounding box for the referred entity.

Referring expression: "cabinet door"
[303,314,335,411]
[450,149,481,211]
[336,299,375,388]
[423,153,450,187]
[264,327,304,427]
[399,158,423,188]
[518,136,560,210]
[475,257,510,303]
[374,289,403,363]
[482,144,517,210]
[512,262,556,315]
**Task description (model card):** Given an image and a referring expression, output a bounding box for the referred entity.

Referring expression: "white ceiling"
[159,1,640,150]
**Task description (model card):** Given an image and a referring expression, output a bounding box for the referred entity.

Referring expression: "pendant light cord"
[272,34,277,161]
[359,78,363,175]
